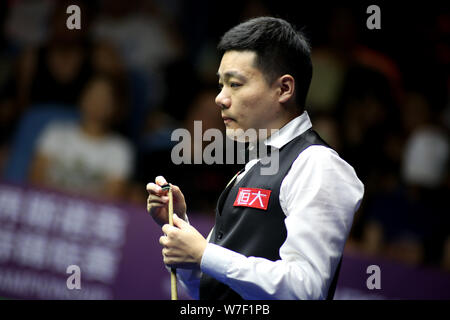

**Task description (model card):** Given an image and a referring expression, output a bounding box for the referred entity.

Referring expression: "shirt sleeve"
[200,145,364,299]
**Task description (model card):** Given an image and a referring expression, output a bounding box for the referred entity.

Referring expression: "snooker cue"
[166,185,178,300]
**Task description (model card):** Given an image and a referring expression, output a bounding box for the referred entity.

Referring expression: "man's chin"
[225,128,257,143]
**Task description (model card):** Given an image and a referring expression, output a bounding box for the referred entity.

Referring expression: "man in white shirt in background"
[146,17,364,300]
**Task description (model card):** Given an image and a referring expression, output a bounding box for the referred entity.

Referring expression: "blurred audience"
[3,0,53,49]
[360,124,449,267]
[91,0,182,106]
[13,0,124,111]
[0,1,448,271]
[28,73,134,201]
[0,1,125,171]
[304,5,449,271]
[312,113,342,153]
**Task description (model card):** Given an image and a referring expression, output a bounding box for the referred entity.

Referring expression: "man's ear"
[277,74,295,104]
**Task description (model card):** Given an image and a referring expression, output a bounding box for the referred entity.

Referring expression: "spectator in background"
[328,63,403,245]
[29,73,134,201]
[0,1,127,183]
[91,0,182,106]
[307,7,402,115]
[360,90,449,267]
[331,64,404,256]
[12,0,124,112]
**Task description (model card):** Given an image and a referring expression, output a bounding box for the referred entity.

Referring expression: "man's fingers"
[146,182,164,195]
[162,224,177,236]
[159,235,168,246]
[148,194,168,203]
[146,194,168,212]
[147,176,170,195]
[155,176,168,186]
[173,214,189,229]
[162,248,171,265]
[170,184,184,199]
[147,202,162,212]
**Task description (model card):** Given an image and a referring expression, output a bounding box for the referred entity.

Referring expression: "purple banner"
[0,181,213,300]
[335,250,450,300]
[0,181,449,300]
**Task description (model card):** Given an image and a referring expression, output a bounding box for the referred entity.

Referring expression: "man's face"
[216,50,280,141]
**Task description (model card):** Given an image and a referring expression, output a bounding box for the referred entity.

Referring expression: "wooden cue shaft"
[168,187,178,300]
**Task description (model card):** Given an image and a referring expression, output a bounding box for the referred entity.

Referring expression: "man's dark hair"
[218,16,312,110]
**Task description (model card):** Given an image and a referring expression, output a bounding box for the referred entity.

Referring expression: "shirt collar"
[248,110,312,151]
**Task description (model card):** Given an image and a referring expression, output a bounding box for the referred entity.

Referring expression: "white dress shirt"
[176,111,364,300]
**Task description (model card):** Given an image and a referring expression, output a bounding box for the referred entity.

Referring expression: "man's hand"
[146,176,187,226]
[160,214,207,269]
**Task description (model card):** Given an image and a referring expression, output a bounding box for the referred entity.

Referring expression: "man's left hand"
[160,214,207,269]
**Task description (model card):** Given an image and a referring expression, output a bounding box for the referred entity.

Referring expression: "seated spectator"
[29,73,134,201]
[13,0,124,112]
[91,0,182,106]
[361,125,449,267]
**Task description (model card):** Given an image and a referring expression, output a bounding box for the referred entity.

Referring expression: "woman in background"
[29,73,134,201]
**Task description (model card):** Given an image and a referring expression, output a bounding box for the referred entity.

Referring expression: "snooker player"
[146,16,364,300]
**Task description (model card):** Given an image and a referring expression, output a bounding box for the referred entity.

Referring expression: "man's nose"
[215,90,231,109]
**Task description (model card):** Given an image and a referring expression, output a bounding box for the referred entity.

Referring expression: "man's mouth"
[222,116,235,124]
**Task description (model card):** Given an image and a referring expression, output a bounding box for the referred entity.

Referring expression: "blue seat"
[3,104,80,183]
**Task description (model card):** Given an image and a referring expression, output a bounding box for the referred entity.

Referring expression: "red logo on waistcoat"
[233,188,271,210]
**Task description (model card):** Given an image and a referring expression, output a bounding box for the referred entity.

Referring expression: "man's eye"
[218,83,224,91]
[230,82,242,88]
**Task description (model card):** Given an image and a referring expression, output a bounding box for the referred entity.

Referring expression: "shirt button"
[217,231,223,240]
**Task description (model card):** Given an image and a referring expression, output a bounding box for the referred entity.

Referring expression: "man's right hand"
[146,176,187,226]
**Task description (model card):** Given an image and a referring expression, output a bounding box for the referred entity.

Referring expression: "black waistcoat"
[199,129,341,300]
